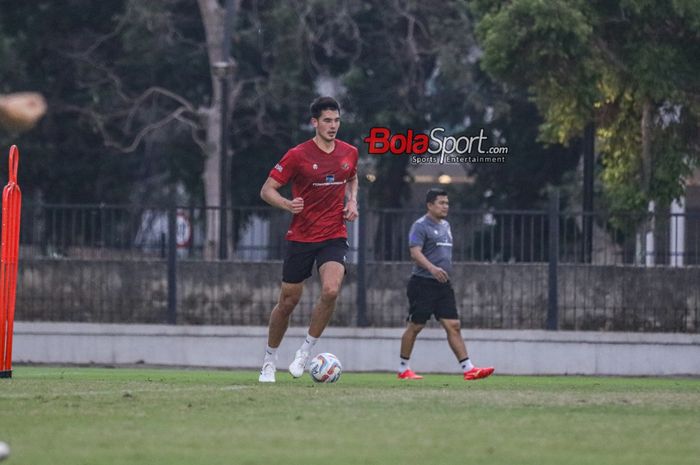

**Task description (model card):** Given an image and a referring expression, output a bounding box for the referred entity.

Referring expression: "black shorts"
[406,275,459,324]
[282,238,349,284]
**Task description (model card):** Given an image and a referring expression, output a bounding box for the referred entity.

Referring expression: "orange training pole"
[0,145,21,379]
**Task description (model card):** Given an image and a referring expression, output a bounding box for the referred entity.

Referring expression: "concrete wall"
[13,322,700,376]
[16,260,700,332]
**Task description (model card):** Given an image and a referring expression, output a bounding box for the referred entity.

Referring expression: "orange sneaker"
[464,367,495,380]
[397,369,424,380]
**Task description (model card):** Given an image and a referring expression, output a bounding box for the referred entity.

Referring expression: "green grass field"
[0,367,699,465]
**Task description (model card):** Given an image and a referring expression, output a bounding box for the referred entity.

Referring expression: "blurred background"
[1,0,699,332]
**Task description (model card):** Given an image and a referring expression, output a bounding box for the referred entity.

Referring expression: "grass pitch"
[1,367,699,465]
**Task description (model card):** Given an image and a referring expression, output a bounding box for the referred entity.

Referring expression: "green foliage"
[474,0,700,215]
[477,0,598,142]
[339,0,578,209]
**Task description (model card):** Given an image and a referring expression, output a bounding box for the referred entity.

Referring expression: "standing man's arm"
[343,175,359,221]
[409,246,449,283]
[260,177,304,214]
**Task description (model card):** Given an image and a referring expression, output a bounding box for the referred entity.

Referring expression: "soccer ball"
[309,353,342,383]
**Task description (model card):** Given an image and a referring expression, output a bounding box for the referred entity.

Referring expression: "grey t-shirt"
[408,215,453,279]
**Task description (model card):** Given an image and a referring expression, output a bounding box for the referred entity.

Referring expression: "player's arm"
[343,175,359,221]
[409,246,449,283]
[260,177,303,214]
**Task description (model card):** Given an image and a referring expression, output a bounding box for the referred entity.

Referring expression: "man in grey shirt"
[398,188,495,381]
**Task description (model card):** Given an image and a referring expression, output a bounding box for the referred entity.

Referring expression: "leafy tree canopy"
[474,0,700,214]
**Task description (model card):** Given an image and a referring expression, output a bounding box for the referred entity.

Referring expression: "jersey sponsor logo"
[313,163,318,170]
[312,180,347,186]
[436,242,453,247]
[274,163,283,172]
[311,173,346,186]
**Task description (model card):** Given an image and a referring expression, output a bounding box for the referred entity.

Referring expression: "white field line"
[0,384,250,399]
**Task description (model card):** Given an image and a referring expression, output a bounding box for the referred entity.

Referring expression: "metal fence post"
[582,122,595,263]
[547,189,559,330]
[356,188,369,327]
[167,201,178,324]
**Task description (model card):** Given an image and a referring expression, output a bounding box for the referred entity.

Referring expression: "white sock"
[399,357,410,373]
[263,345,277,364]
[460,357,474,372]
[300,333,319,353]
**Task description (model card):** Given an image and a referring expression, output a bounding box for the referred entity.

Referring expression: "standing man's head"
[310,96,341,143]
[426,188,449,220]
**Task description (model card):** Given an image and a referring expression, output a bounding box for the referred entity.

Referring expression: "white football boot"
[288,350,310,378]
[258,361,276,383]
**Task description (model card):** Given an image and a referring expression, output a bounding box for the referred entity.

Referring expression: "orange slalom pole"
[1,145,21,379]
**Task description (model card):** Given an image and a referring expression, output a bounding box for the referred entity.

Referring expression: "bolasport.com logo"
[363,127,508,165]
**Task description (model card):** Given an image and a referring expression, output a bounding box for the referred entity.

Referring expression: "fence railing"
[16,202,700,265]
[11,200,700,332]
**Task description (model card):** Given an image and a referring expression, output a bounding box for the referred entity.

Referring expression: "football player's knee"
[321,284,340,302]
[279,294,301,313]
[445,320,461,333]
[409,322,424,334]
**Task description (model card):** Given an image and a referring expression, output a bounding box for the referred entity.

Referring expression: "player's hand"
[429,265,449,283]
[343,199,358,221]
[288,197,304,214]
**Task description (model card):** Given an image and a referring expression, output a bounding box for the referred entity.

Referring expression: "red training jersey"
[268,138,359,242]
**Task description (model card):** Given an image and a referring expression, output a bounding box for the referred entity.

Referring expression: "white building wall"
[13,322,700,376]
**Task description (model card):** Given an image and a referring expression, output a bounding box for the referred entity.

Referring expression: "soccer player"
[397,188,495,381]
[258,96,359,383]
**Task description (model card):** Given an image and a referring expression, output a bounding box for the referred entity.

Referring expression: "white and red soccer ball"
[308,353,342,383]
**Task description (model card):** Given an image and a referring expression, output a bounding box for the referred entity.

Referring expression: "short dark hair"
[426,188,448,204]
[310,96,340,119]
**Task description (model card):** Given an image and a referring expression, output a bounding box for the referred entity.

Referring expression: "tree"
[473,0,700,217]
[1,0,593,244]
[0,0,208,204]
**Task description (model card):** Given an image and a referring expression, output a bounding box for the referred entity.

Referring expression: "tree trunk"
[636,100,654,265]
[200,104,222,258]
[197,0,227,259]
